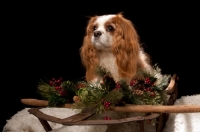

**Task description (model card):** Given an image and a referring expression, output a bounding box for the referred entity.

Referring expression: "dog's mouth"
[93,38,112,48]
[100,43,112,48]
[93,41,112,49]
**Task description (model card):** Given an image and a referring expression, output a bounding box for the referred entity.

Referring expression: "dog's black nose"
[94,31,102,37]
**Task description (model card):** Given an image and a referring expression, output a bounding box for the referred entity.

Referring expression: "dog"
[80,13,152,84]
[79,13,155,132]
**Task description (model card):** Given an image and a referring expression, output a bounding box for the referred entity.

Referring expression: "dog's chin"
[93,41,112,51]
[93,43,112,51]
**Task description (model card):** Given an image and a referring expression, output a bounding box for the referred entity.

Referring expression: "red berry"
[104,116,108,120]
[103,101,111,108]
[115,82,121,89]
[56,79,61,83]
[49,81,53,85]
[145,78,151,84]
[59,90,66,96]
[150,92,155,97]
[107,117,111,120]
[55,86,60,91]
[130,80,137,86]
[104,116,111,120]
[146,88,151,92]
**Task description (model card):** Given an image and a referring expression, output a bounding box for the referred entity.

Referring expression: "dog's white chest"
[99,52,120,81]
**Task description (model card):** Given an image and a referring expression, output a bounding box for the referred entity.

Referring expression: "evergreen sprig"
[37,78,78,107]
[37,65,171,114]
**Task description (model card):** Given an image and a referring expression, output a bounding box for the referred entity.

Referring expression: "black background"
[1,1,200,131]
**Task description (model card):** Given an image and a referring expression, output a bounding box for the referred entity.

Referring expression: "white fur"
[99,51,120,81]
[139,50,152,72]
[163,94,200,132]
[94,15,115,33]
[91,15,115,50]
[3,94,200,132]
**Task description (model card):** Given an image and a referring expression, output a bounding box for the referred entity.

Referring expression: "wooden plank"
[28,108,160,125]
[109,104,200,113]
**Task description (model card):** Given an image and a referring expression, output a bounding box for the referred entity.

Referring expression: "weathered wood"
[38,118,52,132]
[109,104,200,113]
[28,108,160,125]
[21,99,48,107]
[165,74,177,94]
[21,98,74,108]
[138,121,144,132]
[156,113,165,132]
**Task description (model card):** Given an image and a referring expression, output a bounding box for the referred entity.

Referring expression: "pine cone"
[103,75,116,90]
[133,89,144,95]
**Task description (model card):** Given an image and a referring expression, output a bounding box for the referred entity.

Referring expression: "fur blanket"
[3,94,200,132]
[162,94,200,132]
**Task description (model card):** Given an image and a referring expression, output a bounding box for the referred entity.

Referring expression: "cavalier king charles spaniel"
[80,13,152,83]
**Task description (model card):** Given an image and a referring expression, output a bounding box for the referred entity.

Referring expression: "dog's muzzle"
[94,31,102,37]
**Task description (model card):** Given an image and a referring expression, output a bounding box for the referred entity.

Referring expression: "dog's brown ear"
[117,15,140,43]
[80,16,99,82]
[117,12,124,16]
[84,16,98,36]
[113,15,141,82]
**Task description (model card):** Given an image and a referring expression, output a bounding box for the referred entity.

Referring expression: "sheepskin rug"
[3,94,200,132]
[162,94,200,132]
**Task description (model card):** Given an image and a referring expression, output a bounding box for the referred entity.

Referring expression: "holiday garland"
[37,65,171,114]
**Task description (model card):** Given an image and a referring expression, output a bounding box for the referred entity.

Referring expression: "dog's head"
[80,13,151,82]
[84,13,140,51]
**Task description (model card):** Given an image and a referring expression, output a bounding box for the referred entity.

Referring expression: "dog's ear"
[112,15,141,81]
[116,12,124,16]
[80,16,99,82]
[117,14,140,46]
[84,16,98,36]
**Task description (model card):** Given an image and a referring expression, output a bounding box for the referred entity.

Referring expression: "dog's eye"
[93,26,97,31]
[107,25,114,32]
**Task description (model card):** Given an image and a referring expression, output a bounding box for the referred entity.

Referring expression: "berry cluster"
[104,115,111,120]
[144,77,151,84]
[130,79,137,86]
[115,82,121,89]
[49,77,66,96]
[103,101,111,108]
[133,89,144,95]
[144,88,156,97]
[76,82,86,89]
